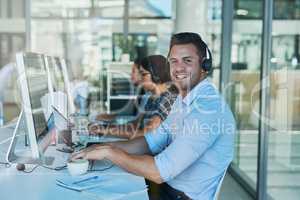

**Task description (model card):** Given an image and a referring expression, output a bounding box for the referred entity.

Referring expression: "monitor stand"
[6,110,54,165]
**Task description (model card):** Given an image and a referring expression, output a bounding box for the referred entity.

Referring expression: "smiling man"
[71,32,236,200]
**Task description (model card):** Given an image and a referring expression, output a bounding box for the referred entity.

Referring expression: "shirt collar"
[182,78,211,106]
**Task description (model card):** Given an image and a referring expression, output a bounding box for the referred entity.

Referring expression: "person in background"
[71,32,236,200]
[94,58,143,122]
[89,55,178,139]
[131,58,141,86]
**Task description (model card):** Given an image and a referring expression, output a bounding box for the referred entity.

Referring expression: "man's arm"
[108,136,152,155]
[71,137,164,184]
[107,147,163,184]
[95,113,117,121]
[72,120,170,184]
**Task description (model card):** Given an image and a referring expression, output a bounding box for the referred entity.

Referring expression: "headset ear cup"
[201,59,212,71]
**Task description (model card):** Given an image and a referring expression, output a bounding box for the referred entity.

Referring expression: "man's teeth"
[176,74,187,79]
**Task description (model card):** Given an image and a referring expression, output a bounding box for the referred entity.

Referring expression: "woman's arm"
[95,113,117,121]
[89,115,162,140]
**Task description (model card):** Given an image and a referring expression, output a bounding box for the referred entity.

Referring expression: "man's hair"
[140,55,171,84]
[168,32,209,61]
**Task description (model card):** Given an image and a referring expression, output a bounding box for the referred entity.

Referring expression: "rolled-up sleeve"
[153,114,221,182]
[144,122,171,155]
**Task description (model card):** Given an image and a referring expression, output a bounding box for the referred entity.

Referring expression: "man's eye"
[184,59,192,63]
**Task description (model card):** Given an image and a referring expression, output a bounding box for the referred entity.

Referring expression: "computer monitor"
[45,56,75,115]
[45,56,66,93]
[6,52,54,164]
[44,56,68,118]
[60,58,76,114]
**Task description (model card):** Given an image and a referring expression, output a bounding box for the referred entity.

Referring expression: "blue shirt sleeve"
[144,119,172,155]
[153,111,225,182]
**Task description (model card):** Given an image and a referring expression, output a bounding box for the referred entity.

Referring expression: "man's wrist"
[105,146,124,161]
[104,146,116,160]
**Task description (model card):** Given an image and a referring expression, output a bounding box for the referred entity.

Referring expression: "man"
[71,32,235,200]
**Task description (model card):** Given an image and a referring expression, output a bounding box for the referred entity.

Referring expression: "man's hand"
[70,144,112,161]
[70,140,163,184]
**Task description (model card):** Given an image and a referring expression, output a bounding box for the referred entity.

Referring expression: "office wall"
[229,1,300,199]
[0,0,25,123]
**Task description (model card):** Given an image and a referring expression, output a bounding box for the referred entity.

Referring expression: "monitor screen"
[47,56,65,92]
[23,53,49,139]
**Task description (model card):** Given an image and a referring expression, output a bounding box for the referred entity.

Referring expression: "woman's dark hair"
[140,55,171,84]
[133,58,141,66]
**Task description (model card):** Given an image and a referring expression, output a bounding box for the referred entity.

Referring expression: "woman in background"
[89,55,178,139]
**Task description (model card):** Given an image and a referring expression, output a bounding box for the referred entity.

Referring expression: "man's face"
[168,44,204,96]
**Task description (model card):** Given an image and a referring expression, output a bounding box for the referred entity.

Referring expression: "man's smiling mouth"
[174,73,189,80]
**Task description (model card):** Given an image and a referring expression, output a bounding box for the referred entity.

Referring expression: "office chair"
[213,169,228,200]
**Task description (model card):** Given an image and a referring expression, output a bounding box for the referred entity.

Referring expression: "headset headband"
[206,47,210,60]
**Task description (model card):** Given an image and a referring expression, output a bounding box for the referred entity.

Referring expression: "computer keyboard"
[74,132,126,147]
[78,134,104,144]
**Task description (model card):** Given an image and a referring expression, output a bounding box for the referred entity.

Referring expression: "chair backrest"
[213,169,227,200]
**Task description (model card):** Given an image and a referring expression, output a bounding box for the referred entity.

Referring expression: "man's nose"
[172,61,186,72]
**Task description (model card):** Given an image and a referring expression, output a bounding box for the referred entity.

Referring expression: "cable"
[0,161,11,168]
[21,165,40,173]
[41,165,67,171]
[88,160,114,172]
[19,164,67,174]
[88,164,114,172]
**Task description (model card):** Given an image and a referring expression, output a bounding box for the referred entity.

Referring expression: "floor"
[234,130,300,200]
[219,174,253,200]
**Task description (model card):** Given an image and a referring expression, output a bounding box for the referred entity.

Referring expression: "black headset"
[201,42,212,72]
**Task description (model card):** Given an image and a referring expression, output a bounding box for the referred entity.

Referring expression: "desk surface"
[0,125,149,200]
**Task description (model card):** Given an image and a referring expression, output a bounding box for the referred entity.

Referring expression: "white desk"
[0,125,149,200]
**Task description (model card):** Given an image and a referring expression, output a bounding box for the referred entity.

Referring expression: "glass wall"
[0,0,25,124]
[266,11,300,200]
[230,3,263,190]
[173,0,223,87]
[0,0,225,125]
[234,0,300,19]
[230,0,300,199]
[31,0,125,80]
[9,0,177,118]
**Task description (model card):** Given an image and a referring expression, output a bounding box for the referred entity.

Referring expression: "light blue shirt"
[145,78,236,200]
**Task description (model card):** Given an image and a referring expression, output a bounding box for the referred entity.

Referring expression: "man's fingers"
[70,151,86,161]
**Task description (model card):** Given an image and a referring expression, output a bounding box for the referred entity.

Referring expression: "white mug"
[67,159,89,176]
